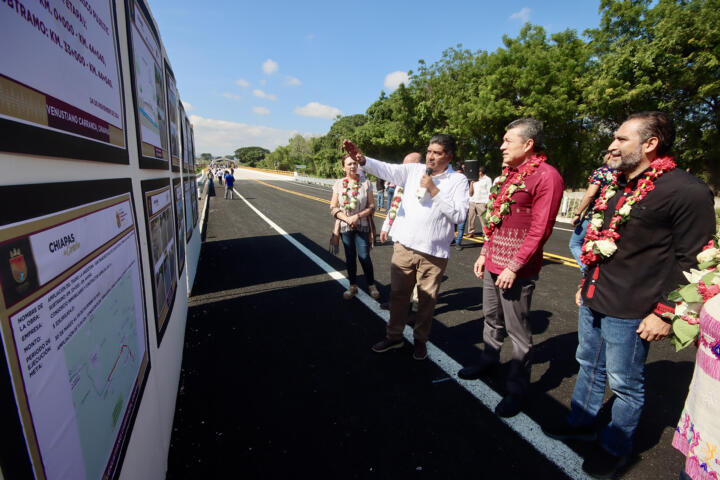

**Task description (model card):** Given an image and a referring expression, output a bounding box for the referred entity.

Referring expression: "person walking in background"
[330,155,380,300]
[452,162,467,251]
[459,118,564,418]
[376,177,386,211]
[568,152,615,272]
[385,181,396,213]
[542,111,715,479]
[343,135,468,361]
[205,168,216,197]
[223,170,235,199]
[467,165,492,238]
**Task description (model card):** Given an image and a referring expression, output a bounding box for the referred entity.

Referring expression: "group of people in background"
[205,167,235,199]
[331,112,718,480]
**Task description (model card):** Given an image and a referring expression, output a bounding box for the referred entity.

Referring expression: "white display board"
[0,192,149,480]
[0,0,127,162]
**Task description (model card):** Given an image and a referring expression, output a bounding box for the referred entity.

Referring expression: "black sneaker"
[582,446,628,479]
[542,422,597,442]
[458,358,498,380]
[495,394,524,418]
[371,338,404,353]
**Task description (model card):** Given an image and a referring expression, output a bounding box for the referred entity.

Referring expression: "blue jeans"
[569,218,589,273]
[377,190,385,210]
[455,220,466,244]
[341,230,375,286]
[386,187,395,207]
[568,306,650,456]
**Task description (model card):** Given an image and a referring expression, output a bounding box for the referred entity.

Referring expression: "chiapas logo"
[9,248,28,284]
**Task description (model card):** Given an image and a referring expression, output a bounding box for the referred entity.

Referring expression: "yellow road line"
[253,179,579,268]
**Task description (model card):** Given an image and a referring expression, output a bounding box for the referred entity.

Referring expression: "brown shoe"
[413,341,427,360]
[371,338,404,353]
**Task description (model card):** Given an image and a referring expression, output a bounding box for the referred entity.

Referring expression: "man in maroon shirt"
[458,118,564,418]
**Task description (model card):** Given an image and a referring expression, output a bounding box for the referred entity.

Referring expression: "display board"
[165,62,180,172]
[172,178,185,275]
[127,0,169,169]
[189,124,196,172]
[0,0,127,163]
[141,179,177,344]
[0,180,149,480]
[183,177,193,241]
[179,105,189,173]
[191,177,199,227]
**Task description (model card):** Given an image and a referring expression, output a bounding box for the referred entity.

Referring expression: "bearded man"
[543,111,715,479]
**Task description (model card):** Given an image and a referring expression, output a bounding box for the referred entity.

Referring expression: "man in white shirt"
[467,165,492,238]
[343,135,469,361]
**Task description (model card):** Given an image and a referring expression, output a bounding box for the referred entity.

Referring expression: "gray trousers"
[482,272,536,395]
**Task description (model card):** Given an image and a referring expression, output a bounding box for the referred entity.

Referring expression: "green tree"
[234,146,270,167]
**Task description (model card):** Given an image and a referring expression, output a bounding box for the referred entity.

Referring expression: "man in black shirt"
[543,112,715,479]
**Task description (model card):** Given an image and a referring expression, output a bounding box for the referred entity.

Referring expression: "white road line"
[235,188,589,480]
[554,226,575,232]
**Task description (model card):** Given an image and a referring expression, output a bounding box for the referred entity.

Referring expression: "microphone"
[416,167,434,199]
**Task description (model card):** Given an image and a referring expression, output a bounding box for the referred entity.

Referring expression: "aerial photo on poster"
[130,0,168,161]
[145,185,176,331]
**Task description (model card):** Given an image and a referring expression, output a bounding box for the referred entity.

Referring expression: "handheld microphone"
[416,167,434,199]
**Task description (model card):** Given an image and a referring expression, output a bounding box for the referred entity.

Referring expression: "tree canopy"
[257,0,719,190]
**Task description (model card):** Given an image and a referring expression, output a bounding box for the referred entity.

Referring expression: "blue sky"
[146,0,603,156]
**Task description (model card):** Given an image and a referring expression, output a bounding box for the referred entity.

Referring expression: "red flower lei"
[340,177,360,212]
[580,156,676,267]
[482,153,547,241]
[386,186,404,228]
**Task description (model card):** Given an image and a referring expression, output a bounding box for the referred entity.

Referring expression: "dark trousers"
[482,272,536,395]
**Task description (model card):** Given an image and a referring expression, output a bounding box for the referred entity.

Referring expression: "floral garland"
[340,177,360,213]
[580,156,676,267]
[386,186,404,228]
[664,235,720,351]
[482,154,547,241]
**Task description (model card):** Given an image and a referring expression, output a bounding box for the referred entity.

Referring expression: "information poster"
[172,178,185,275]
[0,0,127,163]
[189,123,196,172]
[0,189,149,480]
[183,177,193,241]
[191,177,199,227]
[128,0,169,168]
[165,63,180,172]
[141,180,177,342]
[179,105,189,173]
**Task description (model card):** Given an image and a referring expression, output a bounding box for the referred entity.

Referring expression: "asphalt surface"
[166,171,696,479]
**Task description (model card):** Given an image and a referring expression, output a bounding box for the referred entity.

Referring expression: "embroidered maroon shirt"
[482,160,564,278]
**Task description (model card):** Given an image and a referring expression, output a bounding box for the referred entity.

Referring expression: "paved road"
[167,170,695,479]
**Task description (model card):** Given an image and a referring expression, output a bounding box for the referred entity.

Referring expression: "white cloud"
[294,102,342,119]
[510,7,531,22]
[284,76,302,86]
[253,89,277,101]
[181,101,193,112]
[384,71,410,91]
[252,106,271,115]
[262,59,278,74]
[189,114,315,153]
[221,92,242,100]
[235,78,250,87]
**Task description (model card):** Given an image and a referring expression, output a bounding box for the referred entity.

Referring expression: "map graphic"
[64,267,140,480]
